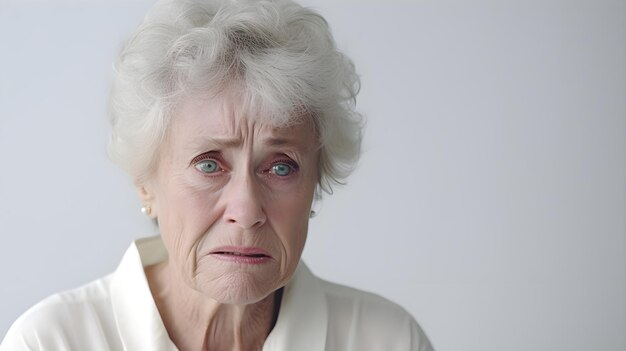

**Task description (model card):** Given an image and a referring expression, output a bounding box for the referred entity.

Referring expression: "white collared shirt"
[1,236,433,351]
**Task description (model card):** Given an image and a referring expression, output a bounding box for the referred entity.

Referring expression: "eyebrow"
[186,136,299,152]
[264,137,295,147]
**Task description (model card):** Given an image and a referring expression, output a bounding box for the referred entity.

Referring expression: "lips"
[210,246,271,257]
[213,251,269,258]
[209,246,272,264]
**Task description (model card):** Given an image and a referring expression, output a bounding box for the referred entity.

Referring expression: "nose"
[222,172,267,230]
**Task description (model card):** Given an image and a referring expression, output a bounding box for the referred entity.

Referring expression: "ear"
[137,183,158,219]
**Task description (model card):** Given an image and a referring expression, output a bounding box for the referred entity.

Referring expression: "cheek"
[156,179,222,277]
[269,186,314,272]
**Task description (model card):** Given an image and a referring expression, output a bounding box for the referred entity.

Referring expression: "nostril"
[225,215,266,229]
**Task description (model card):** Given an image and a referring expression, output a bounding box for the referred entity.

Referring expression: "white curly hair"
[107,0,363,195]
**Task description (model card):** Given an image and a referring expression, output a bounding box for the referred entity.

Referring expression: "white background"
[1,0,624,350]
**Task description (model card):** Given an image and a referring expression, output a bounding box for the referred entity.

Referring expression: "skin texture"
[140,94,320,350]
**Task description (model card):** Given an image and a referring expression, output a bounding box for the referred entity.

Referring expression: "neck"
[145,261,282,351]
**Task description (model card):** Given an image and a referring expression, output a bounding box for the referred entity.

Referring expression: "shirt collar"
[263,262,328,351]
[109,236,176,350]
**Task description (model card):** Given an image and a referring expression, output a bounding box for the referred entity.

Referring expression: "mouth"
[212,251,270,258]
[209,246,272,264]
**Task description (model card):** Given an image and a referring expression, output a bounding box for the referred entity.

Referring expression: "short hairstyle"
[107,0,362,195]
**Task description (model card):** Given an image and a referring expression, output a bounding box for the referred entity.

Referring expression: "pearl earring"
[141,206,152,216]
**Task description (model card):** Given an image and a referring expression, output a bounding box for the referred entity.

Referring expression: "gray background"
[1,0,624,350]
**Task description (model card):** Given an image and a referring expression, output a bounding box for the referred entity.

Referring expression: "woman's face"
[145,95,319,304]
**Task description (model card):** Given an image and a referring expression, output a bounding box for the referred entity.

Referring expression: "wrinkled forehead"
[173,91,309,130]
[167,92,318,151]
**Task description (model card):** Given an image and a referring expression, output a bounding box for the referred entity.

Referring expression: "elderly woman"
[2,0,432,350]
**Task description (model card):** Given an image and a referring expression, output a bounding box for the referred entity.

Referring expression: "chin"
[196,271,277,305]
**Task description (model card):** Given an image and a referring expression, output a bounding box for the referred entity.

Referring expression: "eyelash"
[266,159,299,178]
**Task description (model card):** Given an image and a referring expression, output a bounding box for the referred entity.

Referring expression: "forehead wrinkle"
[177,97,247,153]
[174,95,317,156]
[263,120,319,152]
[261,137,305,156]
[182,119,260,154]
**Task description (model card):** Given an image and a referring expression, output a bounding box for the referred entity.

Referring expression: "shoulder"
[320,279,410,319]
[317,278,434,351]
[1,275,121,351]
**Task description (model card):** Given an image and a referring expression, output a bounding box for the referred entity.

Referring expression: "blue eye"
[195,159,221,174]
[271,162,294,177]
